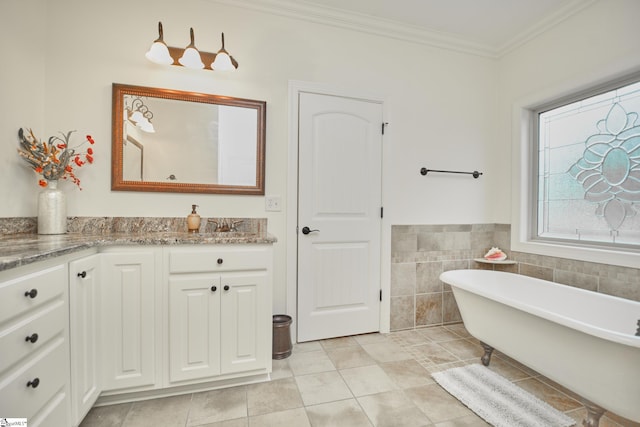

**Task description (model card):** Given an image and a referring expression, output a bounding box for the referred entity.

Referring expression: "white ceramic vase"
[38,180,67,234]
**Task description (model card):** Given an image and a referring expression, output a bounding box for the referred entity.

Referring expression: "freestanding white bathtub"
[439,269,640,427]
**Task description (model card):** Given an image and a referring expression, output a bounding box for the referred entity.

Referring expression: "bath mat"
[432,364,575,427]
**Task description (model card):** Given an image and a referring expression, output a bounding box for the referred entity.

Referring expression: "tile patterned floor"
[80,324,638,427]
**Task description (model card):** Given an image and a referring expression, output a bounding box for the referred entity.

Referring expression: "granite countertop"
[0,217,277,272]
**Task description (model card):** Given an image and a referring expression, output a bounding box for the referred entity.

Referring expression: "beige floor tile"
[390,329,433,346]
[514,377,582,412]
[443,324,472,339]
[122,394,192,427]
[357,390,432,427]
[405,383,474,423]
[411,342,459,364]
[352,332,392,345]
[437,338,483,360]
[187,386,247,426]
[287,349,336,376]
[340,365,398,397]
[361,341,412,363]
[419,327,463,342]
[325,345,377,369]
[249,408,311,427]
[293,341,323,353]
[192,418,248,427]
[434,414,491,426]
[379,359,435,389]
[270,358,293,380]
[79,402,132,427]
[247,377,304,416]
[295,371,353,406]
[319,336,359,349]
[484,357,532,381]
[305,399,373,427]
[81,323,635,427]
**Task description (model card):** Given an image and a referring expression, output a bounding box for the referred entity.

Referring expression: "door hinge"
[381,122,388,135]
[380,207,383,218]
[379,289,382,301]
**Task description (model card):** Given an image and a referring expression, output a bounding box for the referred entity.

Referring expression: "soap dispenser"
[187,205,201,233]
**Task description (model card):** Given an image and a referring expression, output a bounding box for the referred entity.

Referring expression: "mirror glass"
[112,83,266,194]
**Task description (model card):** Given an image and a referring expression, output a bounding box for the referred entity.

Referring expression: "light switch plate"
[265,196,282,212]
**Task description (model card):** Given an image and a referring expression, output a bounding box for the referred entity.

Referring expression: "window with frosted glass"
[537,80,640,247]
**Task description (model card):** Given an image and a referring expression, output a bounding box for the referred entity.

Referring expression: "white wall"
[1,0,499,313]
[4,0,637,312]
[1,0,47,215]
[497,0,640,267]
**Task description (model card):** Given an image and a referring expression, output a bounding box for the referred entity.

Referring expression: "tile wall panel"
[390,224,640,331]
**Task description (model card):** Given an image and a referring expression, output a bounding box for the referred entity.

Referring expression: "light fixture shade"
[138,119,156,133]
[211,33,238,71]
[130,111,145,124]
[212,51,234,71]
[178,27,204,69]
[145,22,173,65]
[179,47,204,69]
[146,42,173,65]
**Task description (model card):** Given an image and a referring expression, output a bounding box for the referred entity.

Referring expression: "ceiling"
[212,0,597,57]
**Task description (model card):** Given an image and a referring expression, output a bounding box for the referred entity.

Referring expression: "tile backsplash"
[390,224,640,332]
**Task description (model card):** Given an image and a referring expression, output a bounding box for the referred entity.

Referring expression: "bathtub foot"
[479,342,494,366]
[581,400,605,427]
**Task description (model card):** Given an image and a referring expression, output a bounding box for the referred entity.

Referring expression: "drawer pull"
[223,285,230,291]
[77,271,87,278]
[211,286,217,292]
[24,289,38,299]
[27,378,40,388]
[217,258,224,265]
[25,333,39,344]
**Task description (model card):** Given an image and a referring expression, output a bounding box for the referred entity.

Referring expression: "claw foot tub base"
[582,400,606,427]
[479,341,494,366]
[440,269,640,427]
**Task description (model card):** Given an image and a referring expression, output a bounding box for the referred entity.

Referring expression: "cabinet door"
[69,254,101,425]
[168,275,221,383]
[220,271,269,374]
[101,251,157,391]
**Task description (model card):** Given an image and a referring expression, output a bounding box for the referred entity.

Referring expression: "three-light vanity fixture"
[145,21,238,71]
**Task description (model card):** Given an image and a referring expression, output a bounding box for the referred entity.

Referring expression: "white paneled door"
[297,92,383,342]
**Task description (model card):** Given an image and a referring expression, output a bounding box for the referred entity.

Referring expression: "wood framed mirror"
[112,83,266,194]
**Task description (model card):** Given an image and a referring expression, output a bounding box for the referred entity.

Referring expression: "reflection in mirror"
[112,83,266,194]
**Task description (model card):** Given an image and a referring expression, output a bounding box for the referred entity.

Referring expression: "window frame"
[511,71,640,269]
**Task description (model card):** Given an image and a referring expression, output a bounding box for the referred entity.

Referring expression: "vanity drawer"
[168,246,271,273]
[0,336,68,420]
[0,263,67,326]
[0,300,67,375]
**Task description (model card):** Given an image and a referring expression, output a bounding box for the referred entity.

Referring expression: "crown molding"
[206,0,497,57]
[205,0,597,59]
[496,0,598,57]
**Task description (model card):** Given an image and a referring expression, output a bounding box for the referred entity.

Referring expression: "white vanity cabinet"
[69,253,101,425]
[0,258,71,427]
[166,245,272,386]
[100,248,161,394]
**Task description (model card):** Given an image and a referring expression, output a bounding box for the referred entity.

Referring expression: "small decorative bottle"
[187,204,201,233]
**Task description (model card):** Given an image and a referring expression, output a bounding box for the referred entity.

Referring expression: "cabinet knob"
[27,378,40,388]
[77,271,87,278]
[223,285,230,291]
[211,286,217,292]
[217,258,223,265]
[25,333,39,344]
[24,289,38,299]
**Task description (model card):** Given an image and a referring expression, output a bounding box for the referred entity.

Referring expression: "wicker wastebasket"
[272,314,292,359]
